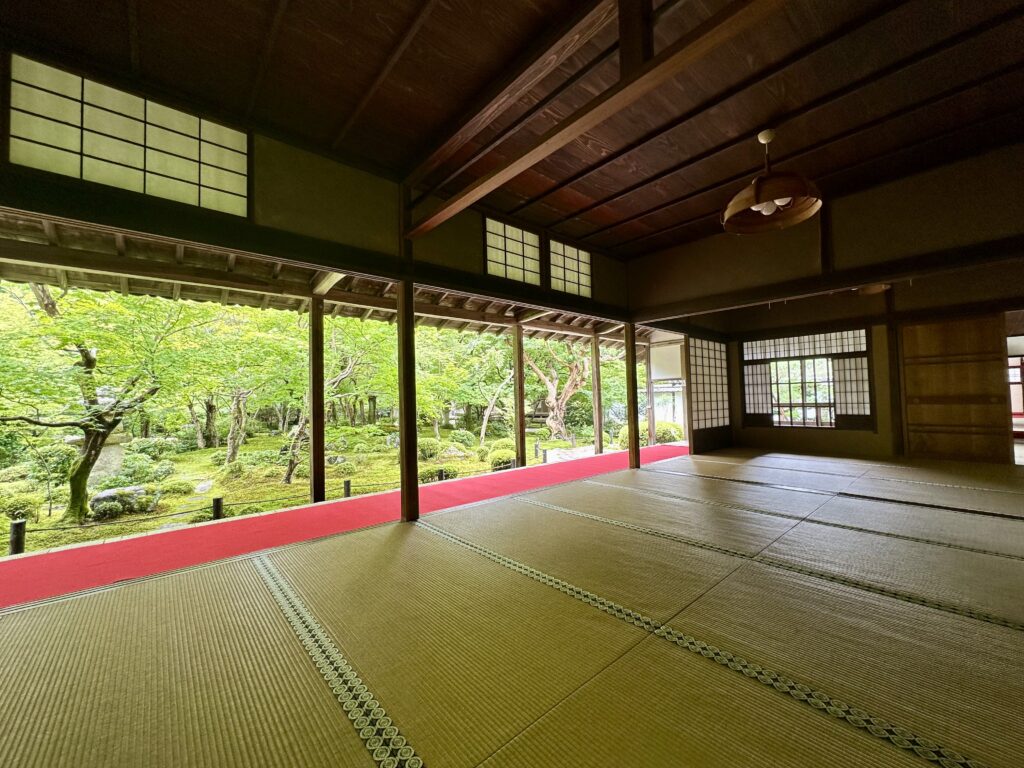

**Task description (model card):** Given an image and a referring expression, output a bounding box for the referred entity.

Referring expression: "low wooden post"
[534,441,540,458]
[542,449,548,464]
[212,497,224,520]
[344,479,351,498]
[8,519,26,556]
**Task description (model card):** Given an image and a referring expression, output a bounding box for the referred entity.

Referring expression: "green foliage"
[476,446,490,462]
[238,450,287,467]
[157,479,195,496]
[88,489,156,520]
[0,430,22,468]
[208,450,227,466]
[448,429,475,448]
[217,461,249,480]
[489,438,515,453]
[484,419,510,438]
[124,437,178,459]
[565,393,594,432]
[0,463,30,482]
[488,449,516,470]
[533,427,551,441]
[0,493,42,521]
[418,438,441,460]
[294,464,310,479]
[334,462,356,478]
[617,425,649,449]
[655,421,685,443]
[437,464,460,481]
[28,443,79,483]
[418,466,439,483]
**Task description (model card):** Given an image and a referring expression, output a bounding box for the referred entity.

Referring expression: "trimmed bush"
[238,450,287,467]
[208,450,227,466]
[488,449,516,471]
[217,461,249,480]
[439,442,469,460]
[449,429,475,448]
[333,462,356,478]
[294,464,310,479]
[617,425,649,449]
[125,437,178,459]
[533,427,551,441]
[437,464,460,481]
[484,419,510,438]
[418,438,441,460]
[0,493,42,521]
[351,442,372,454]
[655,421,685,443]
[489,438,515,453]
[158,479,195,496]
[476,446,489,462]
[418,466,439,483]
[0,463,30,483]
[88,487,156,520]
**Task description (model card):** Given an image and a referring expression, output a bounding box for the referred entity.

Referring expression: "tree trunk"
[65,428,111,523]
[138,409,151,438]
[225,390,250,464]
[358,398,366,425]
[188,401,206,450]
[433,418,441,440]
[368,395,377,424]
[204,398,219,448]
[282,402,309,484]
[479,370,514,445]
[545,405,568,441]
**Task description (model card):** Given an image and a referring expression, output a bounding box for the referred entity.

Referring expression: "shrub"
[489,438,515,453]
[208,450,227,466]
[488,449,516,471]
[0,493,42,521]
[158,479,195,496]
[90,501,124,521]
[351,442,372,454]
[332,463,356,478]
[0,430,22,469]
[533,427,551,441]
[449,429,475,448]
[439,442,469,460]
[28,443,79,483]
[655,421,685,443]
[418,438,441,460]
[217,461,249,480]
[294,464,310,479]
[484,419,510,438]
[88,488,156,520]
[0,463,30,483]
[172,428,199,452]
[152,460,174,482]
[418,466,439,483]
[617,425,650,449]
[476,446,489,462]
[437,464,460,481]
[238,450,286,467]
[125,437,178,460]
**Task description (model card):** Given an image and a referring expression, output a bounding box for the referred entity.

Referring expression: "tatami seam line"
[516,497,1024,633]
[580,478,1024,562]
[642,467,1024,522]
[253,555,425,768]
[416,520,988,768]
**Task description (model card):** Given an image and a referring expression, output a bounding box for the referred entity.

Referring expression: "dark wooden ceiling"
[2,0,1023,260]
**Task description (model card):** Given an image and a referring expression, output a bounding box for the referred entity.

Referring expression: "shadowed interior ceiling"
[1,0,1022,259]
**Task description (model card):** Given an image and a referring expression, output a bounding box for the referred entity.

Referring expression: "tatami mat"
[671,561,1024,768]
[0,560,371,768]
[479,634,919,768]
[268,523,650,768]
[649,456,862,493]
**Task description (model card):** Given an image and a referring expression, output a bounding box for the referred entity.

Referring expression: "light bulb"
[758,201,777,216]
[774,197,792,207]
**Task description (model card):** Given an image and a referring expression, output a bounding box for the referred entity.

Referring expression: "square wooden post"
[397,278,419,521]
[514,323,527,468]
[309,296,326,503]
[624,323,641,469]
[591,334,603,454]
[645,344,656,445]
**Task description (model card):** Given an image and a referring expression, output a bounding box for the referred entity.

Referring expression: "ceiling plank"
[405,0,618,188]
[405,0,781,237]
[618,0,653,77]
[127,0,141,76]
[332,0,440,148]
[246,0,290,118]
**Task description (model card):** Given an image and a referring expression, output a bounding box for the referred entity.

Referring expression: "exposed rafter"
[405,0,782,238]
[246,0,290,118]
[332,0,440,148]
[404,0,619,188]
[310,270,346,295]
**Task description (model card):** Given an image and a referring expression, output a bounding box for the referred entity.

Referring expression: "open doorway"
[1007,312,1024,465]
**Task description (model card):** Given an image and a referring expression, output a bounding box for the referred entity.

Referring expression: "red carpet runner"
[0,445,687,609]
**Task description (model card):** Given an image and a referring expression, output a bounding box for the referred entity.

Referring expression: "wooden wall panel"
[901,314,1012,463]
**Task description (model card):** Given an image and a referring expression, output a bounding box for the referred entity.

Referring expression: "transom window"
[485,219,540,285]
[8,54,248,216]
[549,240,591,298]
[743,329,871,429]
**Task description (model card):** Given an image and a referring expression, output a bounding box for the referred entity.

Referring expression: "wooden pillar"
[309,296,326,503]
[513,323,527,468]
[591,334,603,454]
[624,323,641,469]
[645,344,656,445]
[396,278,419,521]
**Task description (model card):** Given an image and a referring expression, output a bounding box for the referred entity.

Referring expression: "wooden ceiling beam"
[511,1,899,218]
[311,270,346,295]
[405,0,780,238]
[246,0,290,118]
[332,0,440,148]
[405,0,619,188]
[618,0,653,77]
[611,64,1024,250]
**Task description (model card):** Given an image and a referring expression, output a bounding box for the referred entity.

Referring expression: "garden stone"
[196,479,214,493]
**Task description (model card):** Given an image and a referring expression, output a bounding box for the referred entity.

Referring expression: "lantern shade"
[722,171,821,234]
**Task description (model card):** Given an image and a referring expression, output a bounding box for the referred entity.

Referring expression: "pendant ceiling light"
[722,129,822,234]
